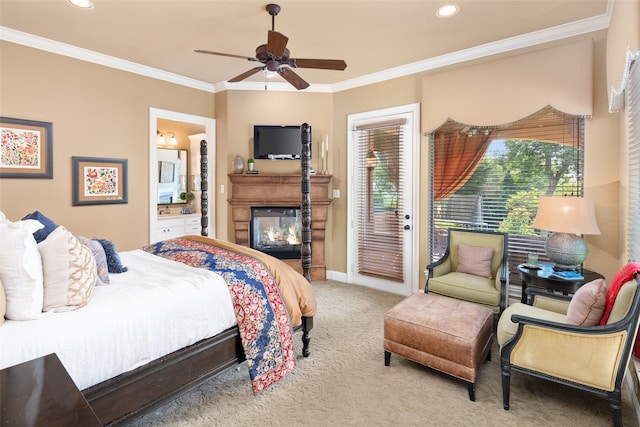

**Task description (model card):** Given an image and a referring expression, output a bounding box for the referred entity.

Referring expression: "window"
[428,106,585,299]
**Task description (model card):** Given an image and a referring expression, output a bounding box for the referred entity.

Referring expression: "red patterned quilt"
[142,237,295,393]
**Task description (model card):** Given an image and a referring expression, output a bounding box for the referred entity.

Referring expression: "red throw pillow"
[599,262,640,326]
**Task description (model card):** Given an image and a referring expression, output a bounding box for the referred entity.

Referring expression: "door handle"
[404,225,410,230]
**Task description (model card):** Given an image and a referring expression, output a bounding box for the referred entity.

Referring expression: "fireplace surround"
[228,174,332,280]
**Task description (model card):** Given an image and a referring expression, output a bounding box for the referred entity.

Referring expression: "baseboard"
[326,270,347,282]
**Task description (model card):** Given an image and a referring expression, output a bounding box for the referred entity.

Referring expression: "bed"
[0,126,316,425]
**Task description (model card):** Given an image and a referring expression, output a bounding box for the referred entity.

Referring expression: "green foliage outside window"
[451,139,581,236]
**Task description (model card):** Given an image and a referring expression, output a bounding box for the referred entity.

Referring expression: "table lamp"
[532,195,601,271]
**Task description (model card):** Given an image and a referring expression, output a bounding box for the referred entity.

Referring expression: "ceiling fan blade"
[195,50,259,62]
[278,68,310,90]
[290,58,347,70]
[229,66,265,82]
[267,30,289,57]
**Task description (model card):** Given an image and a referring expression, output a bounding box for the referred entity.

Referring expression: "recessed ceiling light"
[67,0,94,9]
[436,4,460,18]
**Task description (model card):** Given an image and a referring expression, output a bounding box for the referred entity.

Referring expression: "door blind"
[627,57,640,261]
[355,119,406,281]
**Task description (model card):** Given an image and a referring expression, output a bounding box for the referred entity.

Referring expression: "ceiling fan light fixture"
[195,3,345,90]
[67,0,94,9]
[436,4,460,18]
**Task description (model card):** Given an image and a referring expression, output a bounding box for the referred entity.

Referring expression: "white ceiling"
[0,0,611,92]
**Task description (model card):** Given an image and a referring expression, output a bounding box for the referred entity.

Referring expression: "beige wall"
[584,35,623,281]
[0,42,214,250]
[0,9,633,283]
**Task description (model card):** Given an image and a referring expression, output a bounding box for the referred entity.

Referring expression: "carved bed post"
[300,124,312,282]
[300,124,313,357]
[200,140,209,236]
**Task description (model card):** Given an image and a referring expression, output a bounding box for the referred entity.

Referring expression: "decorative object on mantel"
[232,155,244,174]
[319,135,329,175]
[0,116,53,179]
[532,195,601,271]
[247,157,255,172]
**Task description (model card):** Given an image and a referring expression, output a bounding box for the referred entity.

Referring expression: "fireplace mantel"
[228,174,332,280]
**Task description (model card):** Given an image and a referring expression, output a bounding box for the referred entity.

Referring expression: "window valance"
[422,39,593,132]
[607,0,640,112]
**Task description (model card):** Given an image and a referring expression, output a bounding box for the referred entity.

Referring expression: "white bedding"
[0,249,237,390]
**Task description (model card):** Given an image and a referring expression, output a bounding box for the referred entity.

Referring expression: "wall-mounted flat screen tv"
[253,125,311,160]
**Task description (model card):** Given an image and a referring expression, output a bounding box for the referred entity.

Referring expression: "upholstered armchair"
[425,228,508,316]
[498,272,640,427]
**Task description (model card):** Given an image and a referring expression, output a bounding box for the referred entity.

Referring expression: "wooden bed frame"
[82,129,315,425]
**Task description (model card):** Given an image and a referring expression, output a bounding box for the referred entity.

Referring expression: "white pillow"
[0,279,6,325]
[39,226,97,312]
[0,218,45,320]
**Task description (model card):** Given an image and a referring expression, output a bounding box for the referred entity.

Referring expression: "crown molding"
[0,26,216,93]
[332,10,611,92]
[0,4,611,95]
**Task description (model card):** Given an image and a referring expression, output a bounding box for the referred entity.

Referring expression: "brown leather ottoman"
[384,292,494,401]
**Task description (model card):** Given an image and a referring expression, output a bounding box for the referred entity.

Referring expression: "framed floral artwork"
[0,117,53,178]
[72,156,128,205]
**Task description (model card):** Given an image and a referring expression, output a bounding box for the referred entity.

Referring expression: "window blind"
[355,119,406,281]
[627,58,640,262]
[429,107,585,300]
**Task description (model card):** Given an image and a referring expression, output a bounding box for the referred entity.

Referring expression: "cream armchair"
[498,275,640,427]
[425,228,508,315]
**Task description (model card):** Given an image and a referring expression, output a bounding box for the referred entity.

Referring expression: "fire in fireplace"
[250,207,302,259]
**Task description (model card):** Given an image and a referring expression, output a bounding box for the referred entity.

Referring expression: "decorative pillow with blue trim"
[21,211,58,243]
[77,236,110,284]
[95,239,128,273]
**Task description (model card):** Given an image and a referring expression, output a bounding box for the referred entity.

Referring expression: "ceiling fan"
[195,3,347,90]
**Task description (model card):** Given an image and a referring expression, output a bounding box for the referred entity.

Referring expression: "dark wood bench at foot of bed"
[83,317,312,426]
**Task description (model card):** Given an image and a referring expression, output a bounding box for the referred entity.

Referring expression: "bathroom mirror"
[157,148,188,204]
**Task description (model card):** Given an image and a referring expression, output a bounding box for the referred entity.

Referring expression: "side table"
[518,263,604,303]
[1,353,102,426]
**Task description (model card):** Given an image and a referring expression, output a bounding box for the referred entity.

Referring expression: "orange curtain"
[432,129,495,201]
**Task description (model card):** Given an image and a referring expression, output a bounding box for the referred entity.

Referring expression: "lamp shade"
[532,196,601,235]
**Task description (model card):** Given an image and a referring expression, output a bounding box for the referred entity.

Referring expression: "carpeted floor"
[129,280,638,426]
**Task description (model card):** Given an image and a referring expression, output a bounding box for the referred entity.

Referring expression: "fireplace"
[228,174,332,280]
[250,207,302,259]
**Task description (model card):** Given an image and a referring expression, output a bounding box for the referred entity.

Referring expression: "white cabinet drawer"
[185,225,201,233]
[185,217,200,226]
[154,213,202,242]
[158,217,186,228]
